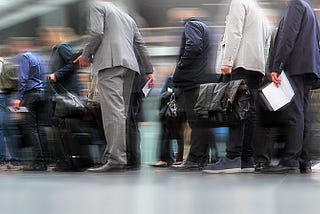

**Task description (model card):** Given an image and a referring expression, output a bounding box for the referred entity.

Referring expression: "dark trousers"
[279,75,314,167]
[175,87,214,165]
[126,92,143,167]
[21,90,47,164]
[159,117,185,163]
[254,74,314,167]
[254,94,287,165]
[224,68,263,160]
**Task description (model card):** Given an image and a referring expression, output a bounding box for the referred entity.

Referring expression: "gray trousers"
[98,66,135,165]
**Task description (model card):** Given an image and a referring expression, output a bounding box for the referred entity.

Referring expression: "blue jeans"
[0,94,6,163]
[0,93,21,165]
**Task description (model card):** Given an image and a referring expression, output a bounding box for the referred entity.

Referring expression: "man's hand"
[221,65,233,75]
[146,73,155,88]
[73,55,91,68]
[48,73,57,83]
[271,72,281,87]
[12,99,21,110]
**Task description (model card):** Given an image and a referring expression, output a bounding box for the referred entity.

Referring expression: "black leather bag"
[194,80,251,127]
[50,83,87,118]
[159,91,178,119]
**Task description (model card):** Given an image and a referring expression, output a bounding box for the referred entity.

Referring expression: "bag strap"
[48,81,74,97]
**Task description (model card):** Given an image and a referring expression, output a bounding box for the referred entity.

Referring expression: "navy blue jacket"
[173,18,216,89]
[49,43,79,95]
[270,0,320,78]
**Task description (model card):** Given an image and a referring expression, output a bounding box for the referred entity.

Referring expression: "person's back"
[221,0,270,75]
[270,0,320,77]
[78,0,154,172]
[88,1,142,74]
[173,18,213,88]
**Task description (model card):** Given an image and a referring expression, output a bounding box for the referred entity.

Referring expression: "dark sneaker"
[241,157,255,173]
[171,161,201,170]
[202,157,241,174]
[260,164,299,174]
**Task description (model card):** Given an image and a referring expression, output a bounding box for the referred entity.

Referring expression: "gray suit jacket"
[82,1,153,74]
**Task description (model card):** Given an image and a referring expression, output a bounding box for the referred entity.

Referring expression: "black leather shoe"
[87,162,124,173]
[125,164,141,170]
[23,163,47,171]
[254,162,270,172]
[171,161,201,170]
[260,164,299,174]
[300,163,312,174]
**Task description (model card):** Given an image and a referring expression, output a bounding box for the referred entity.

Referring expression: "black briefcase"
[194,80,251,127]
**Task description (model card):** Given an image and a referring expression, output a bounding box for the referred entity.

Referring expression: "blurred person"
[47,34,85,171]
[152,76,186,167]
[74,0,154,172]
[202,0,271,173]
[0,57,22,170]
[261,0,320,174]
[10,38,48,171]
[126,46,154,170]
[0,57,7,167]
[171,17,217,170]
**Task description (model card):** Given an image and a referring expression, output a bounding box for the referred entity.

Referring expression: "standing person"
[11,39,48,171]
[126,46,154,170]
[171,17,217,170]
[0,57,23,170]
[74,0,154,172]
[202,0,271,173]
[152,75,186,167]
[261,0,320,174]
[0,57,7,167]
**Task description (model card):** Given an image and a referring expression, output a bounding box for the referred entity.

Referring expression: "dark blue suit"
[270,0,320,168]
[271,0,320,76]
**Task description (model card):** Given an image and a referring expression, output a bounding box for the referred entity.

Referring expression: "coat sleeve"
[270,2,304,73]
[82,2,104,62]
[222,0,246,67]
[133,24,154,74]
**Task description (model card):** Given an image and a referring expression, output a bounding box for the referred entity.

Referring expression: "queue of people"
[0,0,319,175]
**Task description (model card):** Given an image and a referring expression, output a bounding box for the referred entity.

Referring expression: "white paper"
[8,106,29,113]
[142,78,152,97]
[261,72,295,111]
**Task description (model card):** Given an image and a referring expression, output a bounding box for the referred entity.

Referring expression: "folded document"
[260,72,295,111]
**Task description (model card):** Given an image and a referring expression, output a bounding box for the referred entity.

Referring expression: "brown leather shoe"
[151,161,168,167]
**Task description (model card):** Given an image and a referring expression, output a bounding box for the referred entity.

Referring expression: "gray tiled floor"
[1,166,320,214]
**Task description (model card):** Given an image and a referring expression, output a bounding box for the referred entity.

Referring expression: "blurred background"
[0,0,320,164]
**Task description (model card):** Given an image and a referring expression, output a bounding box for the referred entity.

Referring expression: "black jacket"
[173,18,216,89]
[49,43,80,95]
